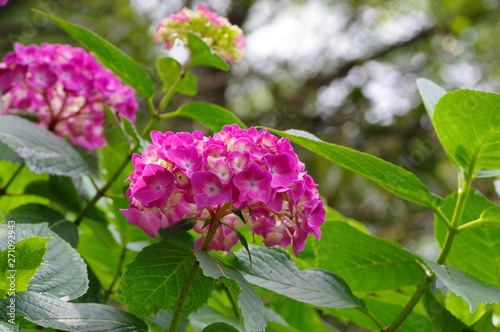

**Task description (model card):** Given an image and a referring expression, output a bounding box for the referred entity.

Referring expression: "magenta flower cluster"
[120,125,325,255]
[0,43,138,150]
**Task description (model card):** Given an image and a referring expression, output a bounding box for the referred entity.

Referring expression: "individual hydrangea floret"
[120,125,326,256]
[154,5,246,63]
[0,43,138,150]
[0,0,9,7]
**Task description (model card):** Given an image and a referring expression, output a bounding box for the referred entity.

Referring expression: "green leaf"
[34,10,154,99]
[314,221,425,291]
[0,321,16,331]
[177,73,198,96]
[121,241,214,318]
[120,115,150,152]
[433,89,500,173]
[17,291,148,332]
[423,284,470,332]
[417,78,447,118]
[268,128,442,208]
[0,115,90,177]
[5,204,78,248]
[23,175,83,213]
[0,223,88,300]
[435,190,500,286]
[424,259,500,312]
[324,290,433,332]
[0,237,50,298]
[156,57,198,96]
[173,102,247,133]
[233,245,363,309]
[195,251,267,332]
[473,310,498,332]
[479,205,500,222]
[188,32,230,71]
[202,322,240,332]
[189,306,243,332]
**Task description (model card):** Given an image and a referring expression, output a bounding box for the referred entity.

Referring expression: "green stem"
[0,164,24,197]
[383,274,434,332]
[158,61,192,113]
[170,202,232,332]
[384,170,474,331]
[456,218,495,233]
[103,243,127,303]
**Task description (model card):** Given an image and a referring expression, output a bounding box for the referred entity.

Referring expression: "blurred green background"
[1,0,499,288]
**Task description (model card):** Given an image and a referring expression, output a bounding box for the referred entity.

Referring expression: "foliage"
[0,3,500,332]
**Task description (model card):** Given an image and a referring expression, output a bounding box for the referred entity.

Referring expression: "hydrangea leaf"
[0,236,50,298]
[423,283,469,332]
[269,128,442,209]
[195,250,267,332]
[314,221,425,291]
[156,57,198,96]
[121,241,214,318]
[424,259,500,312]
[416,78,447,118]
[5,204,78,248]
[324,290,433,332]
[0,115,90,177]
[16,291,148,332]
[0,223,88,300]
[233,245,363,309]
[433,89,500,174]
[34,10,155,99]
[188,32,231,71]
[202,322,240,332]
[173,102,247,133]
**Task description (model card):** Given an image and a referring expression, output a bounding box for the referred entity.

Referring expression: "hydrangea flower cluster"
[0,43,138,150]
[155,5,245,63]
[121,125,326,255]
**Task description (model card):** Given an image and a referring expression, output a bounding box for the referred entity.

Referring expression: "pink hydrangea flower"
[120,125,326,256]
[0,43,138,150]
[154,5,246,63]
[0,0,9,7]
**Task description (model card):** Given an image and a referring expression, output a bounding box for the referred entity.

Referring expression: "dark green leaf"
[424,259,500,312]
[164,217,198,239]
[423,283,469,332]
[433,90,500,173]
[268,128,442,208]
[0,237,50,298]
[121,241,214,318]
[233,245,363,309]
[5,204,78,247]
[188,32,230,71]
[202,322,240,332]
[315,221,425,291]
[173,102,247,133]
[24,175,83,213]
[0,115,90,176]
[435,190,500,286]
[17,291,148,332]
[0,223,88,300]
[34,10,154,99]
[195,250,267,332]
